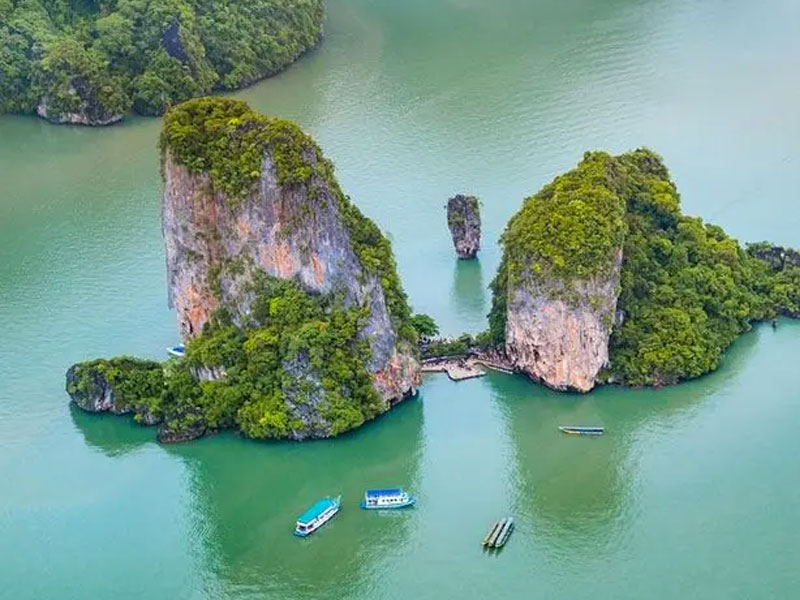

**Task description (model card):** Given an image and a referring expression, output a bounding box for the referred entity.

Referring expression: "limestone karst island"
[4,1,800,598]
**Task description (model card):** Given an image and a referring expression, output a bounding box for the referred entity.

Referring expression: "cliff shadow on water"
[68,403,153,458]
[448,258,487,334]
[156,397,424,599]
[483,321,762,552]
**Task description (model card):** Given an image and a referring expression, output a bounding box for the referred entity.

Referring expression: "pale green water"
[2,0,800,598]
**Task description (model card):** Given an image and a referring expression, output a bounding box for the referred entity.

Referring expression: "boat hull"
[559,426,604,436]
[359,496,416,510]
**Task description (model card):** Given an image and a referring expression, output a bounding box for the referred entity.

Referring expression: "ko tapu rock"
[67,98,420,442]
[446,194,481,258]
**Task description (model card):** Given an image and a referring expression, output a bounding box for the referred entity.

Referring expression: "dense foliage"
[409,313,439,339]
[161,98,415,338]
[161,275,386,440]
[501,152,628,285]
[69,276,398,441]
[490,148,800,386]
[0,0,323,121]
[66,356,164,420]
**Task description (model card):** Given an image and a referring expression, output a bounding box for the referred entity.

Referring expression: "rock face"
[65,358,163,426]
[161,100,419,407]
[66,363,120,414]
[748,243,800,271]
[504,250,623,392]
[446,194,481,258]
[37,87,123,126]
[489,151,628,392]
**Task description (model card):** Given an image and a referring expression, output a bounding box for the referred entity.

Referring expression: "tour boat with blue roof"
[293,496,341,537]
[166,344,186,358]
[360,488,416,509]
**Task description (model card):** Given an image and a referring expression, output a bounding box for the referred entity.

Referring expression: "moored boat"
[493,517,514,548]
[559,426,604,436]
[482,517,514,549]
[166,344,186,358]
[294,496,342,537]
[359,488,416,509]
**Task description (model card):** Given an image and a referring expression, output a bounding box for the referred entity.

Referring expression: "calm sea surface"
[1,0,799,598]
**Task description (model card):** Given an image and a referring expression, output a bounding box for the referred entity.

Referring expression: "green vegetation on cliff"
[501,153,627,284]
[607,150,799,385]
[66,357,163,420]
[165,275,385,440]
[490,148,800,386]
[161,98,414,338]
[67,276,392,441]
[487,151,628,344]
[0,0,323,121]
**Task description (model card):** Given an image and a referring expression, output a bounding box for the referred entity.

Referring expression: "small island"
[67,98,425,442]
[486,149,800,391]
[0,0,323,125]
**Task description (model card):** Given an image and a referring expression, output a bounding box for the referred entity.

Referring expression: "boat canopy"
[297,498,335,525]
[365,488,403,498]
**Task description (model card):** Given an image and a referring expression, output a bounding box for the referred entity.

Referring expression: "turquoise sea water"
[1,0,799,598]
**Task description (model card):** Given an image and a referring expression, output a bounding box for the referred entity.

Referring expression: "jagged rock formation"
[66,358,163,426]
[161,99,419,406]
[66,98,421,442]
[747,243,800,271]
[446,194,481,258]
[37,91,123,126]
[490,149,800,390]
[488,152,627,392]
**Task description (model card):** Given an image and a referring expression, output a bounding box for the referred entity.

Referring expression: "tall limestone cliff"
[488,152,627,392]
[65,98,420,443]
[161,98,419,416]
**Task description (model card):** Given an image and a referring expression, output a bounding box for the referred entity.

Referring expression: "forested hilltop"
[0,0,323,124]
[487,149,800,390]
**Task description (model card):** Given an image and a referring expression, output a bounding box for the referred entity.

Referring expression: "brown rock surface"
[446,194,481,258]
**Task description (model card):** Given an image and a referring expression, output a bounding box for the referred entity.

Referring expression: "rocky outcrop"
[748,243,800,271]
[65,358,163,425]
[488,151,628,392]
[37,86,123,126]
[66,363,120,414]
[161,99,419,409]
[504,250,623,392]
[446,194,481,258]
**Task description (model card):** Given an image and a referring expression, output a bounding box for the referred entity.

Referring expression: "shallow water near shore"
[2,0,800,598]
